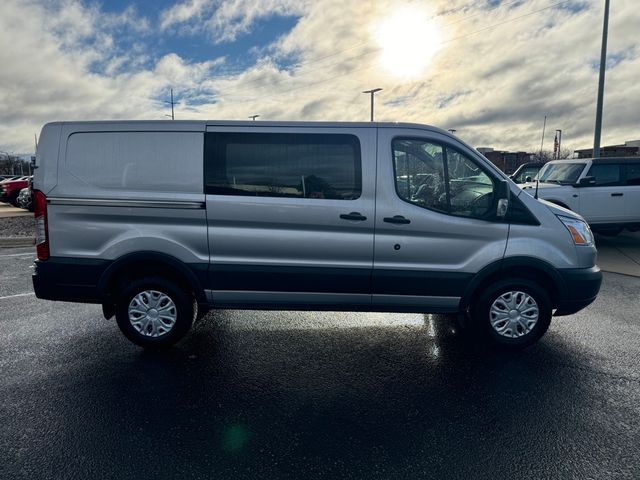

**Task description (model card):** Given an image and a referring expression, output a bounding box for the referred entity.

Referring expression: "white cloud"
[160,0,310,43]
[159,0,209,31]
[1,0,639,154]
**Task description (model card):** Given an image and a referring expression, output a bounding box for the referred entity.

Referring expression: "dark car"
[510,162,545,184]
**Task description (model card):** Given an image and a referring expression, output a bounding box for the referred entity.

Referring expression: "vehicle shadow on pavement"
[30,311,619,479]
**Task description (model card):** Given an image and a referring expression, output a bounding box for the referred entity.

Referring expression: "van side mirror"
[576,176,595,187]
[495,179,510,219]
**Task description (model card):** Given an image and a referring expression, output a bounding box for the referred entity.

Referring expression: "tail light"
[34,190,49,260]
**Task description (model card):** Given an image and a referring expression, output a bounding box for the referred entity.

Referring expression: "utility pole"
[539,115,547,161]
[448,129,457,135]
[362,88,382,122]
[165,88,176,120]
[249,115,259,121]
[593,0,610,158]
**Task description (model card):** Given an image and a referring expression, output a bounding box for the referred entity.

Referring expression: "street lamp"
[362,88,382,122]
[593,0,610,158]
[249,115,259,121]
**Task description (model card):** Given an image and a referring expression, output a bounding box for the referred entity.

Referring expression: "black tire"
[115,276,194,348]
[470,278,552,349]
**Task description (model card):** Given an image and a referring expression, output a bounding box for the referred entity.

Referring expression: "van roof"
[43,119,450,133]
[547,157,640,164]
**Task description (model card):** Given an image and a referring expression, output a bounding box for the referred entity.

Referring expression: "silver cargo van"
[32,121,602,349]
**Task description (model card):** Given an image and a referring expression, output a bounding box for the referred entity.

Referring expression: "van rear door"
[373,128,509,311]
[204,125,376,307]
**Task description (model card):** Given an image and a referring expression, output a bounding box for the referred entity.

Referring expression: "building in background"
[476,147,534,174]
[574,140,640,158]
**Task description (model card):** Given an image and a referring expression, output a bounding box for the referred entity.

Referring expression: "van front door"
[204,126,376,308]
[373,130,510,311]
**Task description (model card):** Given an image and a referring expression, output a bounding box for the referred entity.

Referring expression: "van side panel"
[47,128,208,266]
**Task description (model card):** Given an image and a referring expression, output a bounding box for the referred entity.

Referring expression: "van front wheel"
[471,279,552,349]
[115,276,194,348]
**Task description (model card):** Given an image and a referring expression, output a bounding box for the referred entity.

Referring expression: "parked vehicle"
[521,157,640,235]
[0,175,24,183]
[0,176,31,206]
[509,162,545,184]
[0,175,21,182]
[17,187,33,211]
[32,121,602,349]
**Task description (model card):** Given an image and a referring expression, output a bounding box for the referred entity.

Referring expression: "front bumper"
[554,265,602,316]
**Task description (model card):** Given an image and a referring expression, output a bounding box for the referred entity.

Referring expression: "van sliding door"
[203,126,376,308]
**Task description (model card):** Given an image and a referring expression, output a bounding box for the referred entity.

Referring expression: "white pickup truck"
[521,157,640,236]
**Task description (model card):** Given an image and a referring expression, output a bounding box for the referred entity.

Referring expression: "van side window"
[204,133,361,200]
[625,164,640,186]
[393,138,495,219]
[586,164,621,186]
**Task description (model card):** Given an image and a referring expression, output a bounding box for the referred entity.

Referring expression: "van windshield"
[537,163,585,185]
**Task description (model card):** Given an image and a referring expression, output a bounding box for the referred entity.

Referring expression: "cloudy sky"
[1,0,638,154]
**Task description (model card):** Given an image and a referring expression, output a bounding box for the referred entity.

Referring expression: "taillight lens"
[34,190,49,260]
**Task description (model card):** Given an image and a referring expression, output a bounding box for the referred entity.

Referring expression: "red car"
[0,176,31,206]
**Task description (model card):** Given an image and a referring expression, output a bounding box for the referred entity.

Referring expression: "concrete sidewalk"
[0,202,31,218]
[595,231,640,277]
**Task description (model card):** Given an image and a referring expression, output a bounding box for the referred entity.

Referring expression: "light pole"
[362,88,382,122]
[448,129,457,135]
[249,115,259,121]
[593,0,610,158]
[539,115,547,161]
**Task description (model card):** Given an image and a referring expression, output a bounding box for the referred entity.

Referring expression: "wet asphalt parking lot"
[1,247,639,479]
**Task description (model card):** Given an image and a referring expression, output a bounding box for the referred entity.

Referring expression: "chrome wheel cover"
[489,290,539,338]
[128,290,177,337]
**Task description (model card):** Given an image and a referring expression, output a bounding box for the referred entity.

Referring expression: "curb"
[600,268,640,279]
[0,236,35,247]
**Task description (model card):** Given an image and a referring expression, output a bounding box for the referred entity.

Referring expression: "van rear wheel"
[115,276,194,348]
[471,279,552,349]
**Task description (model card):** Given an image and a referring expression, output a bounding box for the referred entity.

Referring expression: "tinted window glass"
[625,164,640,185]
[393,138,494,218]
[205,133,361,200]
[586,164,621,186]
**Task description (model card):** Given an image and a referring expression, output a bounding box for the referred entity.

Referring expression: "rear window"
[204,132,361,200]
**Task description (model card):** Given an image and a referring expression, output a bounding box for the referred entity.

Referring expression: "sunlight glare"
[375,6,442,79]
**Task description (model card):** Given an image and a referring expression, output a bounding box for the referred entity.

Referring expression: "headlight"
[558,215,594,246]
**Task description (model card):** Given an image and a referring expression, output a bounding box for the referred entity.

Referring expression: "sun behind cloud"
[374,5,443,80]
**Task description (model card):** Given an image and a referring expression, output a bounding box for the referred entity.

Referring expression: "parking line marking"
[0,292,35,300]
[0,253,35,258]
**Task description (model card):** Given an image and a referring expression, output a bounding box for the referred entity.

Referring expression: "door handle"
[383,215,411,224]
[340,212,367,221]
[611,193,623,197]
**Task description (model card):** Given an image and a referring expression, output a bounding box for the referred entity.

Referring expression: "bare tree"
[531,147,573,162]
